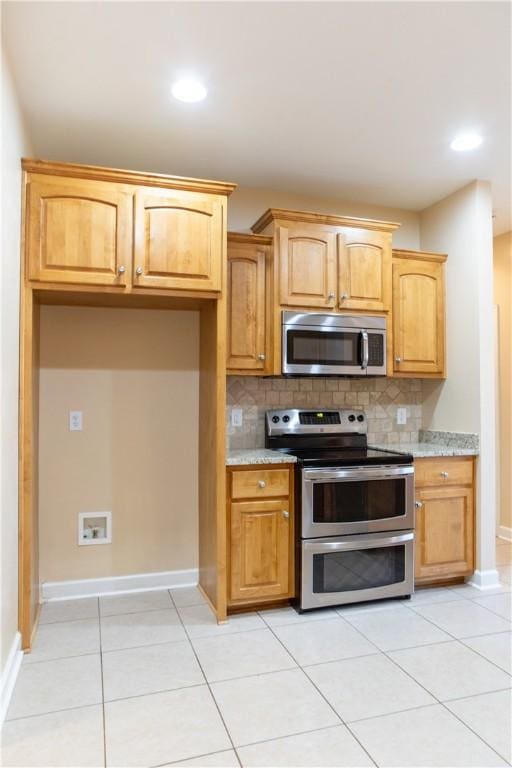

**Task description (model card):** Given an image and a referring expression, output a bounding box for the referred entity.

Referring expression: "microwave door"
[282,325,367,376]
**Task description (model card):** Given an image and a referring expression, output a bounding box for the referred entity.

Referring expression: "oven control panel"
[266,409,366,436]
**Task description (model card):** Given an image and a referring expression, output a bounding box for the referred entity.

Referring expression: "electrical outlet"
[69,411,83,431]
[396,407,407,426]
[231,408,243,427]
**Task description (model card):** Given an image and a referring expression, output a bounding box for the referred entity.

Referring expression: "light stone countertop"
[226,449,297,466]
[370,442,479,458]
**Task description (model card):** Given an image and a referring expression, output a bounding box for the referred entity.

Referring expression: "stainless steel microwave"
[282,311,387,376]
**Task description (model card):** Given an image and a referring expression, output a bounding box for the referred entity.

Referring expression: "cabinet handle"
[395,357,402,363]
[282,510,289,519]
[258,354,266,361]
[440,471,449,478]
[415,500,423,508]
[341,292,348,300]
[258,480,266,488]
[135,266,143,276]
[328,292,336,300]
[118,265,126,275]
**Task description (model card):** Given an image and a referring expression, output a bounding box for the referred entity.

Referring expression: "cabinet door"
[133,188,224,292]
[278,226,337,308]
[415,486,474,582]
[338,229,391,312]
[227,242,268,372]
[27,176,132,286]
[393,259,445,375]
[230,499,290,602]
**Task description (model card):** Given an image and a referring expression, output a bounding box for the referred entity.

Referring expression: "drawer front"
[231,468,290,499]
[415,457,473,488]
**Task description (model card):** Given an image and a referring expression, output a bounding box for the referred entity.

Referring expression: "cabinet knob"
[415,500,423,508]
[341,292,348,300]
[258,354,266,361]
[258,480,266,488]
[328,292,336,300]
[282,510,289,519]
[118,265,126,275]
[135,266,143,276]
[395,357,402,363]
[440,471,449,478]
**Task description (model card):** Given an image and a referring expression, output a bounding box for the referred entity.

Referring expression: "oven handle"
[303,531,414,553]
[303,466,414,482]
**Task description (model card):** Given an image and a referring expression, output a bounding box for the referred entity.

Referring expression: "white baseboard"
[0,632,23,722]
[468,569,502,590]
[497,526,512,542]
[41,568,198,602]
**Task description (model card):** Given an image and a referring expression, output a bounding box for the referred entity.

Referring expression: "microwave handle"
[361,330,369,369]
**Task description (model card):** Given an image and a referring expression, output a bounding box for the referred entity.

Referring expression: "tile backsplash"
[227,376,423,450]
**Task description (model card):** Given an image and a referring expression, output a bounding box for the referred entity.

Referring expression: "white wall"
[228,186,420,250]
[1,53,32,677]
[420,181,498,582]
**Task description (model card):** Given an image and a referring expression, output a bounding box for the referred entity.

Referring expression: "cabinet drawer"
[415,457,473,488]
[231,468,290,499]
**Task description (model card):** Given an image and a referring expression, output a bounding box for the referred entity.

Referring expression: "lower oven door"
[301,530,414,610]
[302,465,414,538]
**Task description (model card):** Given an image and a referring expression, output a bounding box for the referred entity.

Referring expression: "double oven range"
[265,409,415,611]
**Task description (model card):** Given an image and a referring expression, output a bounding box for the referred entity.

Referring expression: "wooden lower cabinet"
[414,457,475,585]
[227,464,294,608]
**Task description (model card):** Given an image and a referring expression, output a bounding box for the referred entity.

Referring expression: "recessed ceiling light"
[450,133,483,152]
[171,78,207,103]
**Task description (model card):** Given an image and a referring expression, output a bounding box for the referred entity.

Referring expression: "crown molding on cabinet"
[251,207,401,234]
[22,158,237,196]
[227,232,273,245]
[393,248,447,263]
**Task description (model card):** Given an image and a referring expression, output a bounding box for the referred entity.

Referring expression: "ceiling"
[3,1,511,233]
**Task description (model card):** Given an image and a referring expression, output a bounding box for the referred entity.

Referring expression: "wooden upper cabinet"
[23,159,236,294]
[251,209,400,312]
[338,229,392,312]
[133,188,225,292]
[277,225,337,308]
[392,251,447,377]
[227,234,272,374]
[26,175,132,286]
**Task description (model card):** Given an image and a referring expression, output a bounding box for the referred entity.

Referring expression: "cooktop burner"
[265,408,413,467]
[280,447,413,467]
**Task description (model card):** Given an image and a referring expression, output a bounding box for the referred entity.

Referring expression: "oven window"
[287,330,360,366]
[313,478,405,524]
[312,545,405,593]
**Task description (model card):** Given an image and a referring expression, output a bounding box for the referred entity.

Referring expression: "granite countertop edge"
[226,449,298,466]
[370,442,479,458]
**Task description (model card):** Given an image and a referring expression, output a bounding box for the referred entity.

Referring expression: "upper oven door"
[282,322,366,375]
[302,465,414,538]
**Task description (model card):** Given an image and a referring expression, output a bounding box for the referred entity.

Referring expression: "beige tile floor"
[2,540,511,768]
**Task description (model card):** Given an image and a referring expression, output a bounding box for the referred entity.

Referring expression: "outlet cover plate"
[396,407,407,425]
[231,408,243,427]
[69,411,83,431]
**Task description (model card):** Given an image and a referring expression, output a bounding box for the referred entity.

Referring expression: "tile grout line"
[393,604,512,677]
[168,589,243,768]
[407,595,512,623]
[377,636,511,764]
[351,600,510,690]
[263,617,378,768]
[291,603,510,764]
[97,598,107,768]
[343,593,512,678]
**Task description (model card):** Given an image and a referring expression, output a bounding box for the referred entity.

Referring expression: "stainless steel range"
[265,408,415,611]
